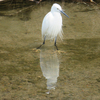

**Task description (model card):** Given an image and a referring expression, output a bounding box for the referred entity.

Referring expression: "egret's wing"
[42,12,53,39]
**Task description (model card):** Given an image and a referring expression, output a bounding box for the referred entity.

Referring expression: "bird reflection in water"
[40,46,59,93]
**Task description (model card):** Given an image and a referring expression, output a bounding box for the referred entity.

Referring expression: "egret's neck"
[50,11,62,24]
[51,11,61,17]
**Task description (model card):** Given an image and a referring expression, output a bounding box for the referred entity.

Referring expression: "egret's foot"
[32,48,40,52]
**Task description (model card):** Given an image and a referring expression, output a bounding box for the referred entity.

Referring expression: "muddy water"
[0,2,100,100]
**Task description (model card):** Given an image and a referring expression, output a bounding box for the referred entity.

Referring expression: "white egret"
[38,3,69,50]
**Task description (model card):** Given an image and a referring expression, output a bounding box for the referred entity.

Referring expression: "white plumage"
[42,3,63,40]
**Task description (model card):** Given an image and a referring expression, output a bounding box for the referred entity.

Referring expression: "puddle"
[0,2,100,100]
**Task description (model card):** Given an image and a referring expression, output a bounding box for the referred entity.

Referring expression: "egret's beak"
[60,10,69,18]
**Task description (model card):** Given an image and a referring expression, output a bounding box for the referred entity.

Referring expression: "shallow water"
[0,2,100,100]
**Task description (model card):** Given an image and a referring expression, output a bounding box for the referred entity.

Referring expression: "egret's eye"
[57,8,59,10]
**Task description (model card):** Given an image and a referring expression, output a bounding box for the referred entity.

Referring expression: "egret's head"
[51,3,69,18]
[51,3,62,13]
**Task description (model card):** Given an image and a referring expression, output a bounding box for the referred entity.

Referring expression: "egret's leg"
[54,36,57,46]
[37,36,46,49]
[43,36,46,44]
[54,36,58,50]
